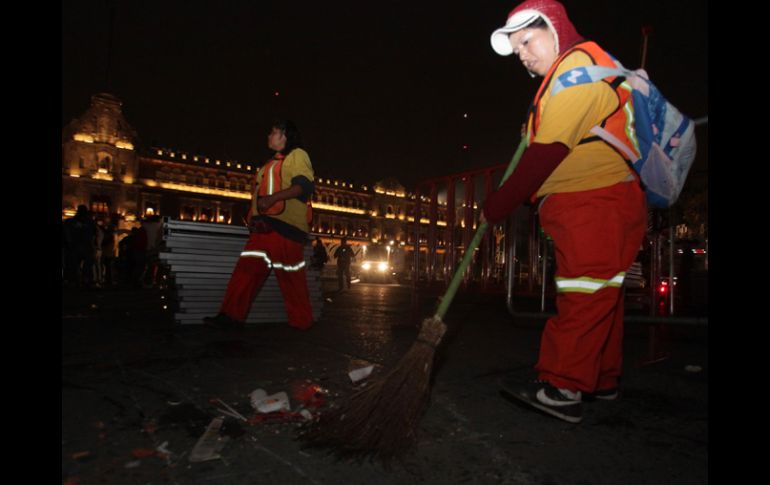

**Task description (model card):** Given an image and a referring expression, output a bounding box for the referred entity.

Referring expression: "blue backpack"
[550,64,697,208]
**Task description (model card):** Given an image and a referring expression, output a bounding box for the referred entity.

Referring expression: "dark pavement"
[62,281,708,484]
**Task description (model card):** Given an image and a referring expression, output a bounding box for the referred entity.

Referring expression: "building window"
[180,206,196,221]
[91,202,108,214]
[144,202,159,217]
[97,155,111,173]
[120,162,127,175]
[90,195,111,215]
[78,157,85,169]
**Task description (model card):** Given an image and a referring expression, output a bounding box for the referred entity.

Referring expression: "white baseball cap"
[490,9,543,56]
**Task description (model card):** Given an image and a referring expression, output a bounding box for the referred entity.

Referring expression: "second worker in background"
[204,120,315,330]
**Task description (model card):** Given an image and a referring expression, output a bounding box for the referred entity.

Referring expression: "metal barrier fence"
[410,167,708,325]
[159,218,323,325]
[411,164,548,296]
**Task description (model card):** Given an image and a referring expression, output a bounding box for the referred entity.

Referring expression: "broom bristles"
[298,316,447,462]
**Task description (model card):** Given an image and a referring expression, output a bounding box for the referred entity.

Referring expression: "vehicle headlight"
[362,262,371,271]
[377,262,388,272]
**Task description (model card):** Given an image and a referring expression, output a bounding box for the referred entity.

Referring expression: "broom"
[299,137,529,462]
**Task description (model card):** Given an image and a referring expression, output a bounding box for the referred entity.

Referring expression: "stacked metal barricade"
[159,218,323,325]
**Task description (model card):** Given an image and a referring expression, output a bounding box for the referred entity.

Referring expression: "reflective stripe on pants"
[219,231,313,329]
[535,180,646,393]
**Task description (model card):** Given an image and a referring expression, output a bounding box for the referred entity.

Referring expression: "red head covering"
[490,0,583,57]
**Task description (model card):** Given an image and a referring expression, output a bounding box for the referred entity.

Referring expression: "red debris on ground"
[290,381,327,408]
[131,448,157,458]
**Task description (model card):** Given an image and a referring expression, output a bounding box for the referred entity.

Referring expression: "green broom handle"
[434,137,528,320]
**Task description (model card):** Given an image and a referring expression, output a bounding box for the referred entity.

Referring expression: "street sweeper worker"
[204,119,315,330]
[484,0,647,423]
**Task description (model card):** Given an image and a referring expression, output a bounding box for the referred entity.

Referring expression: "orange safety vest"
[252,153,313,224]
[527,41,639,162]
[257,155,287,216]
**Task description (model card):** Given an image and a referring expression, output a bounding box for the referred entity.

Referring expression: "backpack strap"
[550,64,641,162]
[589,126,640,163]
[549,65,633,97]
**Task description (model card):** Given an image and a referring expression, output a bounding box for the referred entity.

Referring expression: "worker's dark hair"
[271,119,303,155]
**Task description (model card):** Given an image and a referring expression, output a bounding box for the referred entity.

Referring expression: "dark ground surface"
[62,281,708,484]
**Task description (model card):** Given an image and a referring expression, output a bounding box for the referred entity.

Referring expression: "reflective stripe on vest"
[555,272,625,294]
[240,250,306,272]
[257,157,286,215]
[267,162,276,195]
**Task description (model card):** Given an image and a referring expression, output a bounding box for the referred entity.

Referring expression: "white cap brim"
[490,9,540,56]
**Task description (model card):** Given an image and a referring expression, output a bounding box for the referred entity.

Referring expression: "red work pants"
[536,180,647,393]
[219,231,313,329]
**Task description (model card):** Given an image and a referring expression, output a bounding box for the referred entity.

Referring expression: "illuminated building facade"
[62,93,141,222]
[62,93,447,252]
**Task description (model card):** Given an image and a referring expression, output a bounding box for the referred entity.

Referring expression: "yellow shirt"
[252,148,314,233]
[532,51,633,196]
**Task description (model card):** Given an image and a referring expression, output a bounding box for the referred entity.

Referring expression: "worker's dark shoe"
[500,379,583,424]
[202,313,242,330]
[583,387,619,402]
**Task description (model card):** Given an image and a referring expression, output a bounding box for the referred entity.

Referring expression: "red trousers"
[536,180,647,393]
[219,231,313,329]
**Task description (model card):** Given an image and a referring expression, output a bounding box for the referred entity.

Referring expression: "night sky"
[62,0,708,188]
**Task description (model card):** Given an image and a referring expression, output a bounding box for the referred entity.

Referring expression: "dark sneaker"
[500,379,583,423]
[202,313,242,330]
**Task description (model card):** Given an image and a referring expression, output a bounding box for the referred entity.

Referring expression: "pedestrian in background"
[311,236,328,271]
[93,219,105,288]
[129,225,148,288]
[100,217,117,287]
[142,215,163,287]
[485,0,647,423]
[63,204,97,289]
[334,237,355,291]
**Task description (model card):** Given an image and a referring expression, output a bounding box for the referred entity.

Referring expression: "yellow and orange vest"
[528,41,638,162]
[250,149,313,230]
